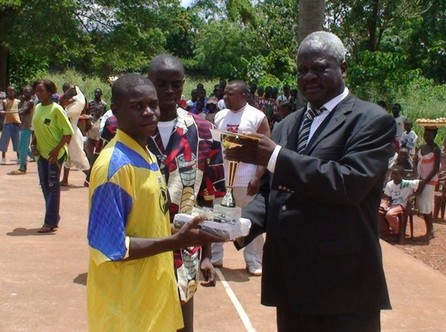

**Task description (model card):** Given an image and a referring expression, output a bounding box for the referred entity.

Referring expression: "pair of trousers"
[211,187,264,268]
[0,123,20,152]
[37,155,65,227]
[18,129,33,171]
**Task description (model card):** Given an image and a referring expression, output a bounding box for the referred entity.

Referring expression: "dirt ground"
[385,215,446,275]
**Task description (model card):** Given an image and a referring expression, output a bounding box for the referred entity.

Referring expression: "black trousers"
[276,307,381,332]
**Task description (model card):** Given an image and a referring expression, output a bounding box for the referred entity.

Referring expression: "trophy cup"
[220,132,259,208]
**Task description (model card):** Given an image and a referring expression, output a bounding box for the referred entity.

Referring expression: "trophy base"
[221,188,236,208]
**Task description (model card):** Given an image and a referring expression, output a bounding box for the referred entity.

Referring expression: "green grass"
[37,69,446,146]
[37,70,218,108]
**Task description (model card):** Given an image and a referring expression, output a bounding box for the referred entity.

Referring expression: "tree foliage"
[0,0,444,114]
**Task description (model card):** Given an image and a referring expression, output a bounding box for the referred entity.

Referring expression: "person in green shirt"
[31,79,74,233]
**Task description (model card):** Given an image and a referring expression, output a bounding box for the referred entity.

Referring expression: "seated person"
[379,165,421,237]
[390,147,413,171]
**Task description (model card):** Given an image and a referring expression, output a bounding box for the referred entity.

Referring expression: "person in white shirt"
[379,165,420,236]
[213,80,270,276]
[392,103,406,142]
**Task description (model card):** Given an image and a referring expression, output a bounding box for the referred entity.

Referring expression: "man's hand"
[48,148,60,164]
[247,176,261,196]
[174,216,226,248]
[200,257,216,287]
[224,133,276,166]
[31,144,40,157]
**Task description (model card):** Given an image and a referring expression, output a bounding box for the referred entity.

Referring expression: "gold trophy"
[220,132,259,208]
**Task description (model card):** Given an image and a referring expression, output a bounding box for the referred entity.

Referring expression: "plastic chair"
[398,195,416,244]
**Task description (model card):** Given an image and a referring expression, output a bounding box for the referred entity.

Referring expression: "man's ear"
[341,61,347,79]
[111,103,118,117]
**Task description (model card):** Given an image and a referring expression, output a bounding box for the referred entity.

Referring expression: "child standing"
[400,119,418,163]
[0,86,21,164]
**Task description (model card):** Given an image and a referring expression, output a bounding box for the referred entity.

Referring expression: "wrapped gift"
[173,207,251,240]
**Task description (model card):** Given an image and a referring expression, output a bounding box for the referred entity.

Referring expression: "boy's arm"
[128,217,224,260]
[19,100,34,115]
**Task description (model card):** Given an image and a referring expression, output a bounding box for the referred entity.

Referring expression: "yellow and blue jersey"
[87,129,183,331]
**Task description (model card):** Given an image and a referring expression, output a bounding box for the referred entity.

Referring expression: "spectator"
[390,147,413,171]
[377,100,387,112]
[205,97,219,124]
[0,91,6,130]
[379,165,420,237]
[59,84,90,186]
[213,80,270,277]
[414,126,441,241]
[391,103,406,142]
[9,86,35,174]
[276,84,290,105]
[31,79,73,233]
[0,86,21,164]
[84,88,107,172]
[400,119,418,162]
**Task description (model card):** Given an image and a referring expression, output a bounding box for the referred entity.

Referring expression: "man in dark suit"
[225,31,395,331]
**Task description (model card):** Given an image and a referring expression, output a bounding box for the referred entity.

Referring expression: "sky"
[180,0,194,7]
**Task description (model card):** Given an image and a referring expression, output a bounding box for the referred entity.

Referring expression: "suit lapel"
[306,94,356,154]
[284,108,305,151]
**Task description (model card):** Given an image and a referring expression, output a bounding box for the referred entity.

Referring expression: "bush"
[33,69,112,108]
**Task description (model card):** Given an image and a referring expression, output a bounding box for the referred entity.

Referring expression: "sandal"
[38,225,57,233]
[9,170,26,175]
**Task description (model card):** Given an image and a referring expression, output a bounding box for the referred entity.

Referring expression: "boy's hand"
[174,216,226,248]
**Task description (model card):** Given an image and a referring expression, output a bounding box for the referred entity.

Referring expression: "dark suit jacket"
[242,94,394,315]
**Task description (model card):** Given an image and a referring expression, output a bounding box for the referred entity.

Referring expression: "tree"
[0,0,22,90]
[0,0,84,90]
[298,0,325,42]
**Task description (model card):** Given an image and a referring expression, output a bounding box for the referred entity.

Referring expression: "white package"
[173,213,251,240]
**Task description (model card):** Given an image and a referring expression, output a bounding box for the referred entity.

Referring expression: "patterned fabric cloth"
[87,129,182,331]
[147,107,225,302]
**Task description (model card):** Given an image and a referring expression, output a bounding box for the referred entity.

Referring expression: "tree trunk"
[367,0,380,51]
[0,45,8,92]
[298,0,325,43]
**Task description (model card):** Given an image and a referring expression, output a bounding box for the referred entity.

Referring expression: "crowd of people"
[377,101,443,243]
[1,30,445,331]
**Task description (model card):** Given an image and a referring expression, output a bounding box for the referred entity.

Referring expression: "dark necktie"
[296,107,325,153]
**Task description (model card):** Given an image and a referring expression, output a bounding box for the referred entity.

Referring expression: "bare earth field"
[387,215,446,275]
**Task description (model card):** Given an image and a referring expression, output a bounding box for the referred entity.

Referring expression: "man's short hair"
[298,31,346,63]
[111,73,153,104]
[228,80,249,95]
[148,54,184,76]
[390,165,404,173]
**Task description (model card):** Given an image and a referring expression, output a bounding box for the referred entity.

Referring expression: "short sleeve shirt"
[32,102,74,160]
[87,129,182,331]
